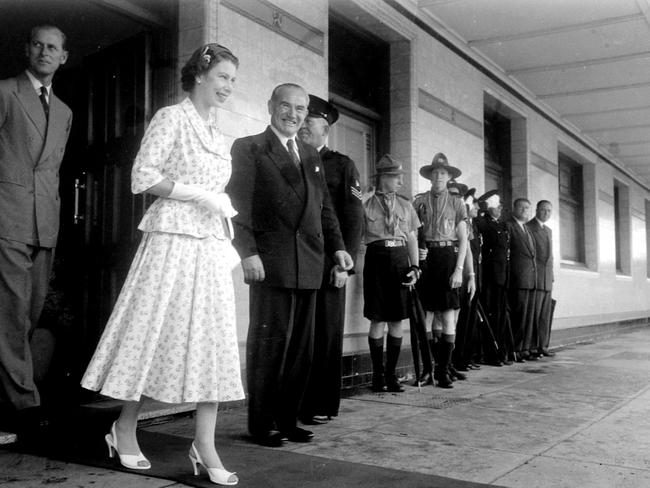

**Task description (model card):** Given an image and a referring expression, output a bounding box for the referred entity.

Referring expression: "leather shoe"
[485,359,503,367]
[502,358,513,365]
[527,354,539,361]
[282,427,314,443]
[385,375,405,392]
[541,350,556,357]
[253,430,284,447]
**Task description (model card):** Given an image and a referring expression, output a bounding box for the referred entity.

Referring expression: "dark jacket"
[476,214,509,287]
[0,72,72,247]
[319,146,363,272]
[505,216,536,290]
[525,219,553,291]
[227,127,345,290]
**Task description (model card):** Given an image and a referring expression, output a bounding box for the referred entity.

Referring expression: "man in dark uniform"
[298,95,363,424]
[413,154,468,389]
[505,198,537,362]
[0,25,72,434]
[227,83,353,447]
[476,190,512,366]
[526,200,556,357]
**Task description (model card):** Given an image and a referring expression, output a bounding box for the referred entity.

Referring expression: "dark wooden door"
[484,112,512,215]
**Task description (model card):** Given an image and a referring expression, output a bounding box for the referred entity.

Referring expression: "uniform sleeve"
[131,107,177,194]
[320,166,346,256]
[455,198,468,225]
[339,156,364,260]
[226,138,258,259]
[409,205,421,232]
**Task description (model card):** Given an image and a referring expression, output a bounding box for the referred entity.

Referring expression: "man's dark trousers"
[247,283,317,436]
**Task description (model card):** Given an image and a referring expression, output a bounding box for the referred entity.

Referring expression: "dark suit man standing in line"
[525,200,556,358]
[227,84,352,448]
[297,95,363,425]
[505,198,537,362]
[0,25,72,432]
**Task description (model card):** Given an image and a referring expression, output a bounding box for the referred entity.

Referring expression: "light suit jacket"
[0,72,72,248]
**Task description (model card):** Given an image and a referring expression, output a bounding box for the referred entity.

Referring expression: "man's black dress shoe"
[515,357,526,363]
[253,430,284,447]
[502,358,513,365]
[541,350,556,357]
[485,359,503,367]
[282,427,314,443]
[527,354,539,361]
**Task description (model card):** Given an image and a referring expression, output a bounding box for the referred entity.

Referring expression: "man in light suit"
[0,25,72,431]
[526,200,556,357]
[227,83,352,447]
[505,198,537,362]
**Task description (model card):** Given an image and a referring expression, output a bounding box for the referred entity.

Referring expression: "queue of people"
[0,25,555,486]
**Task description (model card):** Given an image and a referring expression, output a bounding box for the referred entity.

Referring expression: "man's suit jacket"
[505,216,536,290]
[227,127,345,290]
[525,219,553,291]
[476,214,510,287]
[0,72,72,248]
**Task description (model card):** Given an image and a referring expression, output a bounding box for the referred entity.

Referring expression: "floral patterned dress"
[81,98,245,404]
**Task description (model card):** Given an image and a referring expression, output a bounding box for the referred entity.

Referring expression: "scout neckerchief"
[375,191,396,235]
[428,190,449,236]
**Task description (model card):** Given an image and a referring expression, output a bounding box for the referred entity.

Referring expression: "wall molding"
[531,151,558,176]
[598,189,614,205]
[418,88,483,139]
[221,0,324,55]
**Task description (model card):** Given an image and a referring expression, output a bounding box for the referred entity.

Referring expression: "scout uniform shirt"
[363,190,420,244]
[413,188,467,243]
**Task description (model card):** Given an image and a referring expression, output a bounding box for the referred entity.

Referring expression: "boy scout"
[413,153,468,389]
[363,155,420,393]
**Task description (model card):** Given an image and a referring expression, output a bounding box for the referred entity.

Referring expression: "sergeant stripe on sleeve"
[350,186,363,201]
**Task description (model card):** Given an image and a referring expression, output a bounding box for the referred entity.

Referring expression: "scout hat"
[419,152,462,180]
[478,189,501,209]
[307,94,339,125]
[373,154,405,177]
[447,181,469,197]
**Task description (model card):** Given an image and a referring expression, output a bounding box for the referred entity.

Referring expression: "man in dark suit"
[526,200,555,357]
[0,25,72,431]
[227,83,352,447]
[476,190,512,366]
[505,198,537,362]
[297,95,363,425]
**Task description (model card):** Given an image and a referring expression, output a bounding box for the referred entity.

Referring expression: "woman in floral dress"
[81,44,243,485]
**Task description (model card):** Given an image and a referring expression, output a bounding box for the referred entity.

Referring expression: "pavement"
[2,326,650,487]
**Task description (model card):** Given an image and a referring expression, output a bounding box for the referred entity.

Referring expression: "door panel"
[328,113,376,191]
[75,34,153,371]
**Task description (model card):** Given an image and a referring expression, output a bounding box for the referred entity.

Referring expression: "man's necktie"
[39,86,49,119]
[286,139,300,167]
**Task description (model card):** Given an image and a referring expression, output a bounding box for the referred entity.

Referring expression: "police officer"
[413,153,468,389]
[363,155,420,393]
[298,95,363,424]
[476,190,513,365]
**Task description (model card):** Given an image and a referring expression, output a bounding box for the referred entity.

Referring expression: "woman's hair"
[181,44,239,92]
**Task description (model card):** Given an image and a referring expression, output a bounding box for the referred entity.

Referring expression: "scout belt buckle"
[386,239,399,247]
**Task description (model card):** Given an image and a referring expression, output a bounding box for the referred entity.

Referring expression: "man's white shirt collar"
[25,70,51,102]
[270,125,297,148]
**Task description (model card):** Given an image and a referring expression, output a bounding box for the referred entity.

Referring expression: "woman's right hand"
[200,192,237,218]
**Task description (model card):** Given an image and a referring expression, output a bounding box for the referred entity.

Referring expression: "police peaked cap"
[477,189,500,202]
[419,152,462,180]
[447,181,469,196]
[307,94,339,125]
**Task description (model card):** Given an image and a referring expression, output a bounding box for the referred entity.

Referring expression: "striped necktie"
[286,139,300,167]
[39,86,49,119]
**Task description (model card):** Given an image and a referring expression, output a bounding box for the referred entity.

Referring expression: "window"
[613,180,631,275]
[558,154,585,263]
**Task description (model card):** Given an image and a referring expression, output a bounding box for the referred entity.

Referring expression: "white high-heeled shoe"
[104,421,151,470]
[189,442,238,486]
